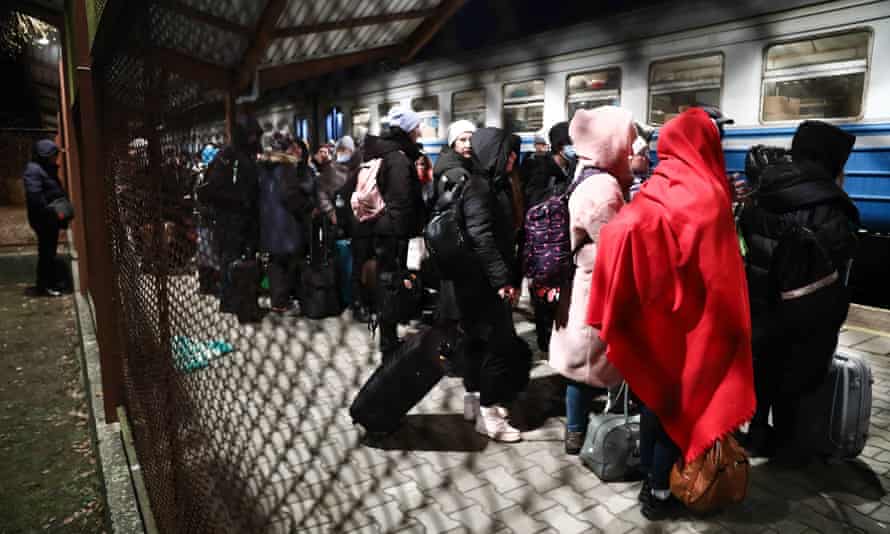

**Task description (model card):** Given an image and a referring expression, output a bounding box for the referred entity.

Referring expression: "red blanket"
[587,108,755,462]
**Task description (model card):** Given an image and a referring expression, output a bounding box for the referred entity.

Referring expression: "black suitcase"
[300,219,342,319]
[350,326,451,434]
[221,258,261,323]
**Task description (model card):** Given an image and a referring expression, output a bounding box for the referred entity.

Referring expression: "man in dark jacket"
[198,115,261,308]
[739,120,860,461]
[454,127,529,442]
[362,107,425,356]
[258,134,315,314]
[520,121,576,352]
[23,139,68,296]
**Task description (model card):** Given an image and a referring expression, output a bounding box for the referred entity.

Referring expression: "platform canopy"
[121,0,463,94]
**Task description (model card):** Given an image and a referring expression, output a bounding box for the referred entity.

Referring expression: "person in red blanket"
[586,106,755,520]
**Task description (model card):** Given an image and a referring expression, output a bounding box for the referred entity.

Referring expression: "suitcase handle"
[828,354,849,450]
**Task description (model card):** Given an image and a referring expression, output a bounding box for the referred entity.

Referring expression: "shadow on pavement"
[367,414,489,452]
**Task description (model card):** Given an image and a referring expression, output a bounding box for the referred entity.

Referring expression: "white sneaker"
[475,405,522,442]
[463,392,480,421]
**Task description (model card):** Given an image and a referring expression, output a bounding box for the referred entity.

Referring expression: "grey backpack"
[579,383,641,482]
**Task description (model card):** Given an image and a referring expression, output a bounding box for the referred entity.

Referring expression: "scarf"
[587,108,755,462]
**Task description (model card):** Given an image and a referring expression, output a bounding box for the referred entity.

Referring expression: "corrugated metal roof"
[150,4,248,68]
[276,0,438,28]
[176,0,265,28]
[263,18,423,66]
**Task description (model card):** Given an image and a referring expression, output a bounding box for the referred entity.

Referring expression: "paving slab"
[115,278,890,534]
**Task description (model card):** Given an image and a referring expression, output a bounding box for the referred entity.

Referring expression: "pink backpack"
[351,158,386,222]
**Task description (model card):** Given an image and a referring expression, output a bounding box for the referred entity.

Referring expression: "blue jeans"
[566,381,597,432]
[640,405,680,491]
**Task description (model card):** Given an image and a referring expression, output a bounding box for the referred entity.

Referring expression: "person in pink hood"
[548,106,636,454]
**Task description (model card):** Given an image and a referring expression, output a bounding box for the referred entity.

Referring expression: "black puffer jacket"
[520,153,570,211]
[23,160,66,228]
[740,159,859,357]
[362,129,423,238]
[460,128,520,291]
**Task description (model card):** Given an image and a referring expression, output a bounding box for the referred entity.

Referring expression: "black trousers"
[351,236,374,310]
[32,219,60,291]
[530,292,557,352]
[455,283,524,407]
[374,236,408,356]
[267,253,300,309]
[640,405,680,491]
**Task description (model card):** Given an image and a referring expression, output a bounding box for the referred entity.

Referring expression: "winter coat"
[520,153,571,211]
[548,167,624,387]
[200,145,259,216]
[362,129,424,238]
[740,159,859,392]
[459,128,520,292]
[257,152,312,256]
[316,160,347,220]
[431,147,474,322]
[23,161,66,229]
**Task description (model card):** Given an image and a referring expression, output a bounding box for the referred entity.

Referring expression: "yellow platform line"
[844,324,890,339]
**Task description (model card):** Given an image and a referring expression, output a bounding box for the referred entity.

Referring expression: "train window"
[351,108,369,142]
[648,54,723,125]
[453,89,486,127]
[378,101,399,127]
[761,30,870,122]
[412,96,440,139]
[294,117,310,142]
[566,68,621,119]
[325,106,343,143]
[503,79,545,133]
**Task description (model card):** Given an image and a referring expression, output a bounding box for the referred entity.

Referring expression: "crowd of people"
[23,100,861,520]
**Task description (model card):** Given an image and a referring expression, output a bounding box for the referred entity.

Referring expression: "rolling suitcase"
[335,239,353,308]
[350,326,450,434]
[796,352,872,459]
[301,221,342,319]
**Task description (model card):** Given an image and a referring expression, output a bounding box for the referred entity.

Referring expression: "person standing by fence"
[23,139,69,297]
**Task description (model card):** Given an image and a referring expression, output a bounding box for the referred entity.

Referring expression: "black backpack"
[423,168,476,280]
[770,221,840,304]
[744,145,792,192]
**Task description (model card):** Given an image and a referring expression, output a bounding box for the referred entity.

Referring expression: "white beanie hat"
[447,120,477,147]
[387,106,421,134]
[335,135,355,153]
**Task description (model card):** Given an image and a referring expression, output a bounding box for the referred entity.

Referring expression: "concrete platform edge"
[71,257,145,534]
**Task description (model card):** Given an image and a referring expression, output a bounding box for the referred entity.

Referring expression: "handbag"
[579,382,641,482]
[669,433,750,514]
[48,197,74,223]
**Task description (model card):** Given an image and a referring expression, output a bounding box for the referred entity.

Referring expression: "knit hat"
[387,106,421,134]
[791,120,856,178]
[335,135,355,153]
[35,139,59,158]
[447,120,477,147]
[549,121,571,152]
[533,132,548,146]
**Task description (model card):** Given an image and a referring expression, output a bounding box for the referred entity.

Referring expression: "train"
[225,0,889,304]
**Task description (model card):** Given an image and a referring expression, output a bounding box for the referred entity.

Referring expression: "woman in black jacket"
[454,127,529,443]
[739,120,860,461]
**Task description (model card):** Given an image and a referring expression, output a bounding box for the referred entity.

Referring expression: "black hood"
[362,128,421,162]
[471,127,520,178]
[757,160,859,225]
[433,147,473,178]
[233,115,262,154]
[791,120,855,179]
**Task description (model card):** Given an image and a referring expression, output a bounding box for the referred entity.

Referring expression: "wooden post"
[72,0,124,423]
[225,91,235,144]
[58,56,89,293]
